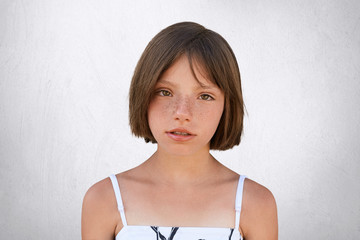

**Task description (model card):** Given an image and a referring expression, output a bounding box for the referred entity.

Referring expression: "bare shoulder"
[243,178,276,206]
[240,178,278,240]
[81,176,120,240]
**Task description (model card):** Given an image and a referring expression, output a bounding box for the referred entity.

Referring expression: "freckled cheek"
[153,102,172,119]
[149,100,173,119]
[195,104,224,122]
[195,106,211,121]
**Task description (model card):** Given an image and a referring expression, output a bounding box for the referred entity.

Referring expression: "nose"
[174,96,192,122]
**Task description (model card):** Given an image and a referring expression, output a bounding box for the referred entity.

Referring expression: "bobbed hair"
[129,22,244,150]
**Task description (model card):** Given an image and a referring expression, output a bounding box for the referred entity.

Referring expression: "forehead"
[157,54,218,89]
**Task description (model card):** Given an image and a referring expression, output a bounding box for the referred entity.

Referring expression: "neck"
[142,146,220,186]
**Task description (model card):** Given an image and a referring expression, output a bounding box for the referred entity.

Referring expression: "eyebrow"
[157,79,217,90]
[157,79,175,87]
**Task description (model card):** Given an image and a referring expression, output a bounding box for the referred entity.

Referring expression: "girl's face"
[147,55,224,156]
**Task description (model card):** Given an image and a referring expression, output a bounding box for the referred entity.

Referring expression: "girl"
[82,22,278,240]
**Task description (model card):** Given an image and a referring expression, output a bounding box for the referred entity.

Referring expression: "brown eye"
[158,90,172,97]
[199,94,214,101]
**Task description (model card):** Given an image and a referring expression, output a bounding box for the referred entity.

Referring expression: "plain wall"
[1,0,359,239]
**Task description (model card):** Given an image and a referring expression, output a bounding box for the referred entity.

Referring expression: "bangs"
[186,53,216,89]
[183,33,233,93]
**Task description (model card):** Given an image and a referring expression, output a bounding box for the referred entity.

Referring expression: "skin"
[82,55,278,239]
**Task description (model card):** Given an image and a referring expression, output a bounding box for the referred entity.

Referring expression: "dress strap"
[109,174,128,226]
[235,175,246,229]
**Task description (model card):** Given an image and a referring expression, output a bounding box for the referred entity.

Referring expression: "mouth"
[170,131,192,136]
[166,128,195,141]
[167,128,194,136]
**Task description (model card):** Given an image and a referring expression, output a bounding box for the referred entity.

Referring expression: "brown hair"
[129,22,244,150]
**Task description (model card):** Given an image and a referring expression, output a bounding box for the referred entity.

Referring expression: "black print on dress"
[151,226,179,240]
[150,226,238,240]
[228,228,234,240]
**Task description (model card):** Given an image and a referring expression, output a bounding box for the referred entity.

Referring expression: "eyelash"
[157,89,172,97]
[155,89,214,101]
[199,94,214,101]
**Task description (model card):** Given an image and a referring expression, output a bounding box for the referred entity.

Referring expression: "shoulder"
[84,176,114,199]
[81,176,121,240]
[240,178,278,239]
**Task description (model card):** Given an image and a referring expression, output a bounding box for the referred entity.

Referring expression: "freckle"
[162,101,172,111]
[198,111,208,120]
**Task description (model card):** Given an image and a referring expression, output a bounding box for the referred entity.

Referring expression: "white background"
[1,0,359,239]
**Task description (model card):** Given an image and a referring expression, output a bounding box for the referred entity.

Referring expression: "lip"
[166,128,195,142]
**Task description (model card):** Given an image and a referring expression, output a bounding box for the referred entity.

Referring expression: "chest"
[120,181,237,228]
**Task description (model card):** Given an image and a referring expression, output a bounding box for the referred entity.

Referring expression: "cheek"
[196,103,224,122]
[197,108,212,121]
[148,100,171,128]
[147,102,158,129]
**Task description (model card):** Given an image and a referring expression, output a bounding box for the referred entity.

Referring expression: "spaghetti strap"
[234,175,246,229]
[109,174,128,226]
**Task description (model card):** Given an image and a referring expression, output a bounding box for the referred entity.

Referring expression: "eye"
[199,94,214,101]
[157,89,172,97]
